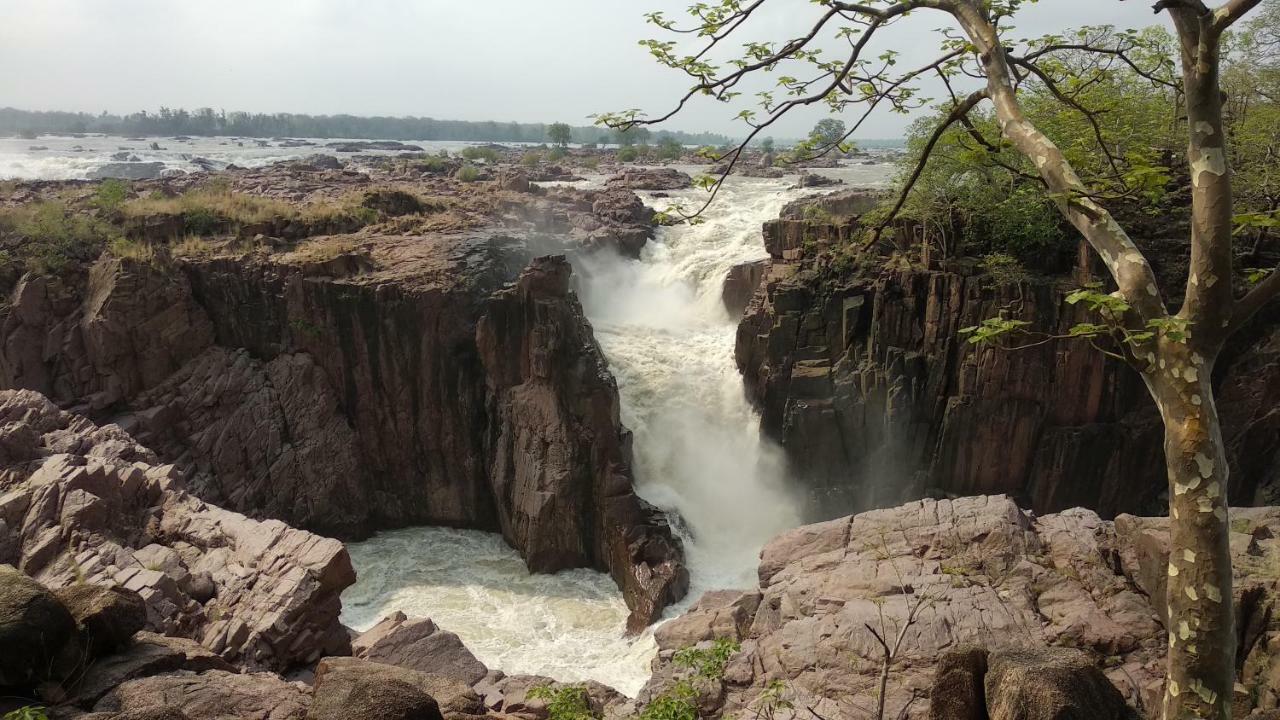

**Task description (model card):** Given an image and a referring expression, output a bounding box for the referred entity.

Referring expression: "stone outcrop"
[734,196,1280,518]
[0,161,688,624]
[477,256,688,631]
[605,168,693,191]
[644,495,1280,720]
[721,260,767,317]
[352,611,489,685]
[0,390,355,672]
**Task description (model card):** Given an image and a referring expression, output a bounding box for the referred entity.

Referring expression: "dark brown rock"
[310,676,441,720]
[605,168,693,191]
[722,260,767,317]
[929,647,989,720]
[56,584,147,658]
[984,648,1134,720]
[476,256,688,631]
[313,656,482,718]
[0,564,78,688]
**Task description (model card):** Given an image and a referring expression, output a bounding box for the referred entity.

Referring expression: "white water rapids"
[340,167,892,696]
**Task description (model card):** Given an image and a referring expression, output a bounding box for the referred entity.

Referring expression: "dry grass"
[123,187,294,225]
[107,237,155,262]
[284,236,361,263]
[172,235,217,258]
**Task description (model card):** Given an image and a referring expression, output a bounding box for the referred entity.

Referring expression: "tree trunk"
[1148,351,1235,720]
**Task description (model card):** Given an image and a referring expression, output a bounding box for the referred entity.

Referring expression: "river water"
[343,167,894,695]
[1,137,894,696]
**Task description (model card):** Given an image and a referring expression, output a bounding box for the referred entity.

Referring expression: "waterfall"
[342,168,892,696]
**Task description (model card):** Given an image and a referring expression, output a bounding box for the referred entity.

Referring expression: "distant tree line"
[0,106,731,146]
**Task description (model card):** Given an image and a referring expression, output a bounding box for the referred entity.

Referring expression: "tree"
[808,118,847,148]
[547,122,572,147]
[604,1,1275,717]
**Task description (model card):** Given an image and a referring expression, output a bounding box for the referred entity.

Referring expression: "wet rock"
[291,154,342,171]
[721,260,767,317]
[605,168,692,190]
[794,173,842,188]
[351,612,488,685]
[0,564,78,688]
[88,163,166,181]
[476,256,689,631]
[327,141,423,153]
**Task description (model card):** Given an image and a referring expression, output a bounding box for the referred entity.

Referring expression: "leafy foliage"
[92,179,129,213]
[673,638,740,680]
[528,685,598,720]
[638,682,698,720]
[461,146,499,163]
[0,201,114,276]
[3,706,50,720]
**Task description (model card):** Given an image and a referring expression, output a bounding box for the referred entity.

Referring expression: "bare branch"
[1228,267,1280,335]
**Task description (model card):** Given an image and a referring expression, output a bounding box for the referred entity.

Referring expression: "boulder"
[984,648,1134,720]
[313,657,481,718]
[56,584,147,658]
[94,670,311,720]
[794,173,842,188]
[67,632,235,708]
[0,564,78,688]
[605,168,692,191]
[309,676,441,720]
[361,189,425,217]
[929,647,988,720]
[721,260,767,317]
[88,163,166,181]
[351,612,488,685]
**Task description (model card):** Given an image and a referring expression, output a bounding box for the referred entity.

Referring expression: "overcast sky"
[0,0,1170,139]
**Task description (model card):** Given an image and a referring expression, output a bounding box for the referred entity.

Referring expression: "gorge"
[0,141,1277,720]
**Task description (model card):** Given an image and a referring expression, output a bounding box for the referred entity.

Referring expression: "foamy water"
[342,166,894,695]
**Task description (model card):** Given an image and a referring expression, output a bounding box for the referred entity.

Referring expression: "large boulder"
[984,648,1134,720]
[67,632,235,708]
[929,647,988,720]
[312,657,482,718]
[309,675,442,720]
[0,564,77,688]
[94,670,311,720]
[351,612,488,685]
[605,168,693,191]
[56,584,147,658]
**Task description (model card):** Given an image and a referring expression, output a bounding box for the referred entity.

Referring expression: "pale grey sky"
[0,0,1170,138]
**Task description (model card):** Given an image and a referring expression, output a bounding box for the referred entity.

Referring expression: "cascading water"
[341,167,892,696]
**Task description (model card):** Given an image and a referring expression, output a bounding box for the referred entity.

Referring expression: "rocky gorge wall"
[733,192,1280,519]
[0,177,687,626]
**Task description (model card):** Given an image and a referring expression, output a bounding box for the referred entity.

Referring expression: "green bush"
[93,179,129,213]
[4,706,49,720]
[521,151,543,168]
[547,146,568,162]
[456,163,482,182]
[528,686,597,720]
[639,683,698,720]
[673,638,740,680]
[616,146,639,162]
[979,253,1030,284]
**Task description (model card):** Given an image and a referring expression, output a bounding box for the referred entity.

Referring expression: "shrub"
[521,151,544,168]
[456,163,482,182]
[461,146,499,163]
[93,179,129,213]
[673,638,740,680]
[639,683,698,720]
[616,146,639,162]
[4,707,49,720]
[1,201,110,275]
[528,686,598,720]
[547,146,568,162]
[979,253,1030,284]
[107,237,155,262]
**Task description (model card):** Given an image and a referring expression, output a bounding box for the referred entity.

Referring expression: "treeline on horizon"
[0,106,733,145]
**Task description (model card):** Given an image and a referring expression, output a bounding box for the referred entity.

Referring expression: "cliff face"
[0,175,688,626]
[734,197,1280,519]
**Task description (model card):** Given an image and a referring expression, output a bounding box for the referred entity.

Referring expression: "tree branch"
[1228,267,1280,335]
